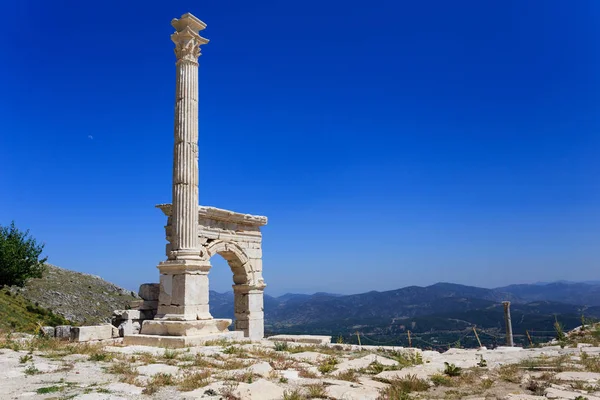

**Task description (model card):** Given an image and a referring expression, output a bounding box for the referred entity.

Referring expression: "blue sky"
[1,1,599,296]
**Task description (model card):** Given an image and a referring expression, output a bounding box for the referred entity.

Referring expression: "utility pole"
[503,301,514,347]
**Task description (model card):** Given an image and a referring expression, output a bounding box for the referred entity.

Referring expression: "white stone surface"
[136,363,180,376]
[71,325,113,342]
[336,354,398,373]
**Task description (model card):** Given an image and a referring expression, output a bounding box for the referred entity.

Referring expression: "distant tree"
[0,222,47,287]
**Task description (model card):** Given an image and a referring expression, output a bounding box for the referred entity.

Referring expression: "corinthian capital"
[171,13,209,63]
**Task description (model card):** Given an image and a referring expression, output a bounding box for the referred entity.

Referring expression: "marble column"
[156,13,211,321]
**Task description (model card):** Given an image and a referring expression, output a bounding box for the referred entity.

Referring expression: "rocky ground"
[0,326,599,400]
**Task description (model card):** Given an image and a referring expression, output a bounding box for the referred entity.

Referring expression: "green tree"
[0,222,47,287]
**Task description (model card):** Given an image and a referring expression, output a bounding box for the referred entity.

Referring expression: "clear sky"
[1,1,598,296]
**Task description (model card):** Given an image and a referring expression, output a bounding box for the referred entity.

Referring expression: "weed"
[298,367,318,378]
[498,364,521,383]
[283,389,306,400]
[106,361,139,384]
[220,381,240,400]
[89,352,113,362]
[380,350,423,368]
[274,341,289,352]
[481,378,493,389]
[36,386,61,394]
[163,349,178,360]
[444,362,462,377]
[19,354,33,363]
[178,370,211,391]
[279,377,288,383]
[24,364,40,375]
[430,373,455,387]
[305,383,327,398]
[336,369,359,382]
[477,356,487,367]
[526,379,548,395]
[317,356,338,374]
[142,373,175,395]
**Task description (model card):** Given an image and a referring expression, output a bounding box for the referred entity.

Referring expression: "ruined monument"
[123,13,267,347]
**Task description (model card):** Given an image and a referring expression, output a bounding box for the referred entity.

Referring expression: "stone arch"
[204,240,254,285]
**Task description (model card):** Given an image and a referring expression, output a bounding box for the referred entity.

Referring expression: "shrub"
[317,356,338,374]
[444,362,462,377]
[430,373,454,386]
[0,222,47,287]
[283,389,306,400]
[305,383,327,398]
[274,341,289,351]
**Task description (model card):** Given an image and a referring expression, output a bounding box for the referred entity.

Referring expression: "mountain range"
[210,281,600,346]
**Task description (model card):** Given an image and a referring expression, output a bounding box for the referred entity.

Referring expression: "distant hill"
[7,264,138,325]
[496,282,600,306]
[209,281,600,345]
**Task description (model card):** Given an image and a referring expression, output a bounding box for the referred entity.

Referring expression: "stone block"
[159,274,173,305]
[40,326,55,338]
[129,300,158,311]
[55,325,72,340]
[140,319,231,336]
[138,283,160,301]
[119,320,141,336]
[71,325,113,342]
[267,334,331,345]
[112,325,120,338]
[113,309,153,320]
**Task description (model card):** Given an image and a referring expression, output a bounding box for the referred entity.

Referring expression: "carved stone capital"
[171,13,209,63]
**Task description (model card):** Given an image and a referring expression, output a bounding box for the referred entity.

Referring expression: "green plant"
[317,356,338,374]
[283,389,306,400]
[554,316,566,342]
[274,341,289,351]
[24,364,40,375]
[377,374,429,398]
[336,334,344,344]
[477,355,487,367]
[305,383,327,398]
[89,352,113,362]
[336,369,359,382]
[178,370,211,391]
[0,222,47,287]
[19,354,33,363]
[444,362,462,377]
[36,386,61,394]
[163,349,178,360]
[430,373,454,386]
[279,377,288,383]
[142,373,175,395]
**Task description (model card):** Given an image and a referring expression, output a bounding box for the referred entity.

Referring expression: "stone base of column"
[156,259,213,321]
[123,330,245,348]
[140,318,232,336]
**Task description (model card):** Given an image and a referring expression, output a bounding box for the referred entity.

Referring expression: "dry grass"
[106,361,139,385]
[142,373,175,395]
[178,370,211,391]
[498,364,521,383]
[377,374,430,399]
[430,373,455,387]
[581,352,600,372]
[335,369,359,382]
[305,383,327,398]
[298,367,319,378]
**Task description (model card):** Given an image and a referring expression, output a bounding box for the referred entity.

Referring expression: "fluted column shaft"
[168,17,208,260]
[171,59,199,257]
